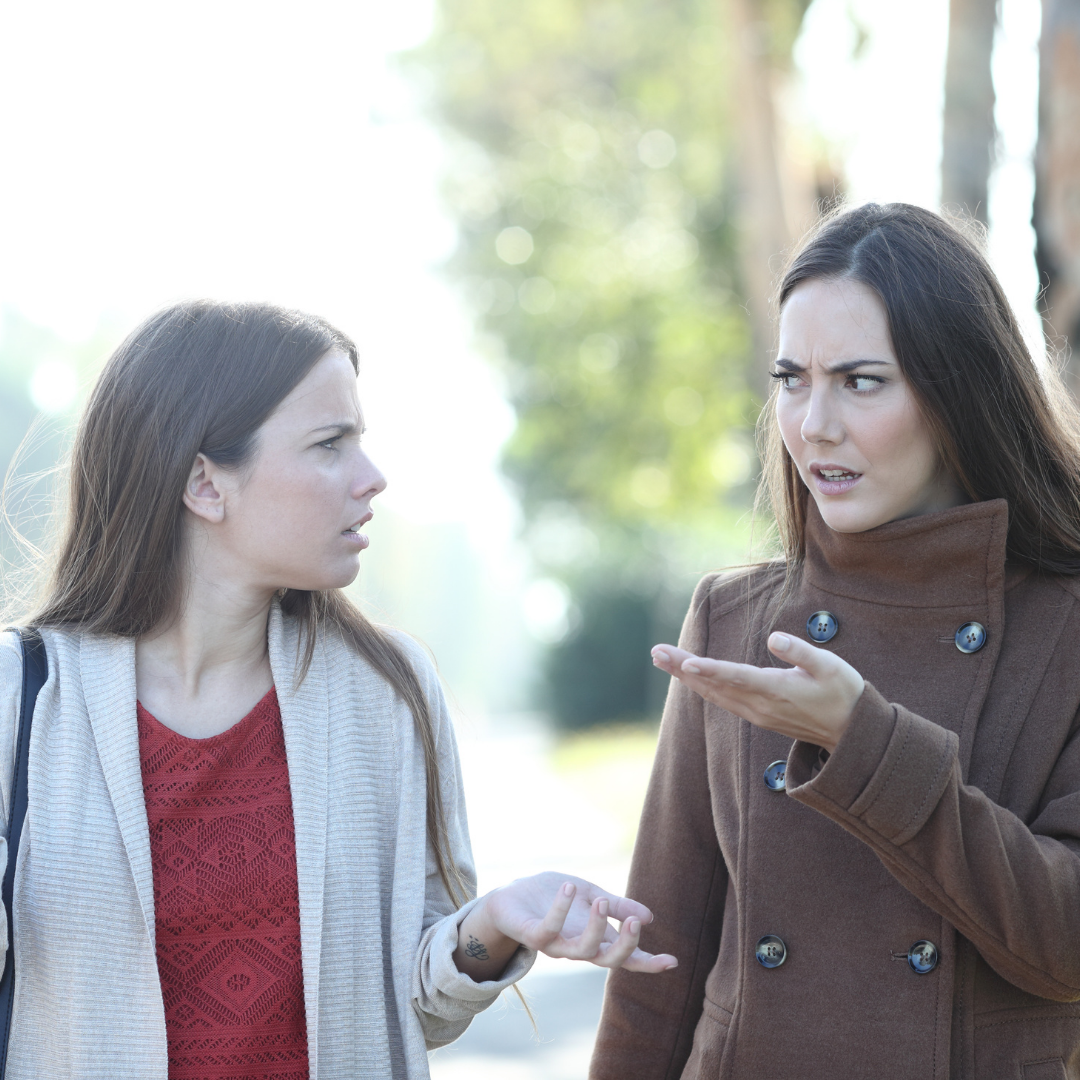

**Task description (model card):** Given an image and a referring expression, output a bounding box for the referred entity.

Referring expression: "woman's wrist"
[452,891,521,981]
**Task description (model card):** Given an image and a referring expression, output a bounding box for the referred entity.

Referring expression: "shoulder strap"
[0,629,47,1076]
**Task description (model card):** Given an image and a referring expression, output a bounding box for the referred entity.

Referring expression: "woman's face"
[192,348,387,593]
[774,277,963,533]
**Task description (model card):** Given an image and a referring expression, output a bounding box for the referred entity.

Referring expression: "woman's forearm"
[452,893,520,981]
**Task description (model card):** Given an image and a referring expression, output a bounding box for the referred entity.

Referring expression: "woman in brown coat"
[590,203,1080,1080]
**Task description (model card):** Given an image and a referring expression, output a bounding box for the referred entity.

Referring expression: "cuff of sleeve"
[425,897,537,1002]
[785,681,958,846]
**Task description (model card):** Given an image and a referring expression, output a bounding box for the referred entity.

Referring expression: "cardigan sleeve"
[785,681,1080,1002]
[0,630,21,958]
[590,575,729,1080]
[396,636,536,1049]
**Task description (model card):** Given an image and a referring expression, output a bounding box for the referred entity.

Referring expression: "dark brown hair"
[32,300,468,903]
[759,202,1080,577]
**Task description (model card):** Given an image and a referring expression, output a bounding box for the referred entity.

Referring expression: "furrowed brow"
[774,358,890,374]
[307,421,359,438]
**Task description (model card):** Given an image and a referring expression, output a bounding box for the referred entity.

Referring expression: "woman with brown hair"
[591,202,1080,1080]
[0,301,675,1080]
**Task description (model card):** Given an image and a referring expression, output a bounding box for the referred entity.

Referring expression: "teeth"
[820,469,856,479]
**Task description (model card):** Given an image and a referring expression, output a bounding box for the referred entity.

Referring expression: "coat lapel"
[268,605,329,1080]
[80,633,157,947]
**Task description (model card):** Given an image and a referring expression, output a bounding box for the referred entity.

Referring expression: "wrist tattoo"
[464,935,490,961]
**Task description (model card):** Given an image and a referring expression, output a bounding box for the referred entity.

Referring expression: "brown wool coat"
[590,499,1080,1080]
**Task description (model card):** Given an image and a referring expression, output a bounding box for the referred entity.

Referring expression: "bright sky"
[0,0,1047,534]
[0,0,516,540]
[796,0,1044,362]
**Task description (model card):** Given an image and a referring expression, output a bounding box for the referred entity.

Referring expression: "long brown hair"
[759,202,1080,578]
[32,300,468,904]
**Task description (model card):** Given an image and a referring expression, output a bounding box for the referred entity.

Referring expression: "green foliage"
[414,0,808,725]
[415,0,766,531]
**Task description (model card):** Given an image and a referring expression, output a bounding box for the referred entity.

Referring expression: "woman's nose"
[800,390,844,445]
[355,451,388,498]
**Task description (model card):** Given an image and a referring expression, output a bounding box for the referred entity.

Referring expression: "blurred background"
[0,0,1077,1075]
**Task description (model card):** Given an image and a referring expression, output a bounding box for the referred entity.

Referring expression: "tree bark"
[1035,0,1080,378]
[942,0,998,223]
[727,0,793,400]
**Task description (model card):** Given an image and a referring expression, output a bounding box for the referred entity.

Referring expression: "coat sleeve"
[399,637,536,1049]
[590,575,729,1080]
[785,681,1080,1002]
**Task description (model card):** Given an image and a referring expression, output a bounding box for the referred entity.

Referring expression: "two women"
[0,302,673,1080]
[591,203,1080,1079]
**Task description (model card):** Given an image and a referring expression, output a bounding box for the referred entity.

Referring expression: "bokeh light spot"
[630,464,670,507]
[523,577,573,643]
[28,360,78,414]
[518,276,556,314]
[664,386,704,426]
[496,225,535,264]
[637,129,677,169]
[579,333,620,373]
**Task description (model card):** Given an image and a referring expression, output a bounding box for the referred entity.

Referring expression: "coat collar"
[803,497,1009,608]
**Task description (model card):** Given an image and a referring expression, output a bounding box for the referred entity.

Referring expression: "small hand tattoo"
[464,935,490,961]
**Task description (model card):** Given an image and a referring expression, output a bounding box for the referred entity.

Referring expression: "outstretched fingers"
[532,881,576,948]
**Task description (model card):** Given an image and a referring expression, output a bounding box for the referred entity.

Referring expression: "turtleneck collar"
[802,497,1009,608]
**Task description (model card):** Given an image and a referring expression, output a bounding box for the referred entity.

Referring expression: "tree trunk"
[727,0,794,400]
[1035,0,1080,378]
[942,0,998,223]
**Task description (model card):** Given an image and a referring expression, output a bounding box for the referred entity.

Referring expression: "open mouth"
[811,465,863,494]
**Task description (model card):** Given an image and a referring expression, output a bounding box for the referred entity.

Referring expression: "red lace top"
[138,688,310,1080]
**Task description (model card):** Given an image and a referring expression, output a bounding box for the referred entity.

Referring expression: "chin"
[279,559,361,594]
[813,497,893,535]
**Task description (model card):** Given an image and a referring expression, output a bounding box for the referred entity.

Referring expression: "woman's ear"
[182,453,227,524]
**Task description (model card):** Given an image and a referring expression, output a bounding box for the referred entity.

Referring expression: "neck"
[134,537,277,737]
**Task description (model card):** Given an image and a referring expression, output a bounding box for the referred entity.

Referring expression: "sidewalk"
[429,713,654,1079]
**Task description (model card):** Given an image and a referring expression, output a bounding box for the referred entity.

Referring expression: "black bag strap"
[0,630,47,1076]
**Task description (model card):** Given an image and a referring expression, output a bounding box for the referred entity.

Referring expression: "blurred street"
[428,712,658,1079]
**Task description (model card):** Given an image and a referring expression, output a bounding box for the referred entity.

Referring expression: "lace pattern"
[139,688,310,1080]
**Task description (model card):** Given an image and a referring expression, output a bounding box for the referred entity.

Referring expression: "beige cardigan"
[0,606,533,1079]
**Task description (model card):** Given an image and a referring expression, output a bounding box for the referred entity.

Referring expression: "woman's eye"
[847,374,884,391]
[770,371,803,389]
[318,437,341,451]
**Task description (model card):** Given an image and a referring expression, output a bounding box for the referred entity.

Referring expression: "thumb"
[767,632,838,677]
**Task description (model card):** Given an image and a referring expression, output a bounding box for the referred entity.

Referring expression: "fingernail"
[665,960,678,970]
[629,919,640,934]
[652,649,669,664]
[683,662,701,675]
[599,899,609,917]
[563,882,574,896]
[771,633,791,653]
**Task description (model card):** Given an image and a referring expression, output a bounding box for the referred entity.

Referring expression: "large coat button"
[763,760,787,791]
[907,940,938,973]
[755,935,787,968]
[806,611,838,643]
[955,622,987,654]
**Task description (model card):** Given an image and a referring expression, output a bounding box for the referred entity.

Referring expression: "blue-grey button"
[955,622,986,654]
[806,611,838,643]
[763,760,787,791]
[755,935,787,968]
[907,940,938,974]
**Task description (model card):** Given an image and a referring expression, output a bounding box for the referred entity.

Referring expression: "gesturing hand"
[652,632,864,753]
[453,871,677,982]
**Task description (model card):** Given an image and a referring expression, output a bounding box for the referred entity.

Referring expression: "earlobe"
[181,453,226,524]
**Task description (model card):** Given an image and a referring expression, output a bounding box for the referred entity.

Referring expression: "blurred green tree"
[413,0,813,727]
